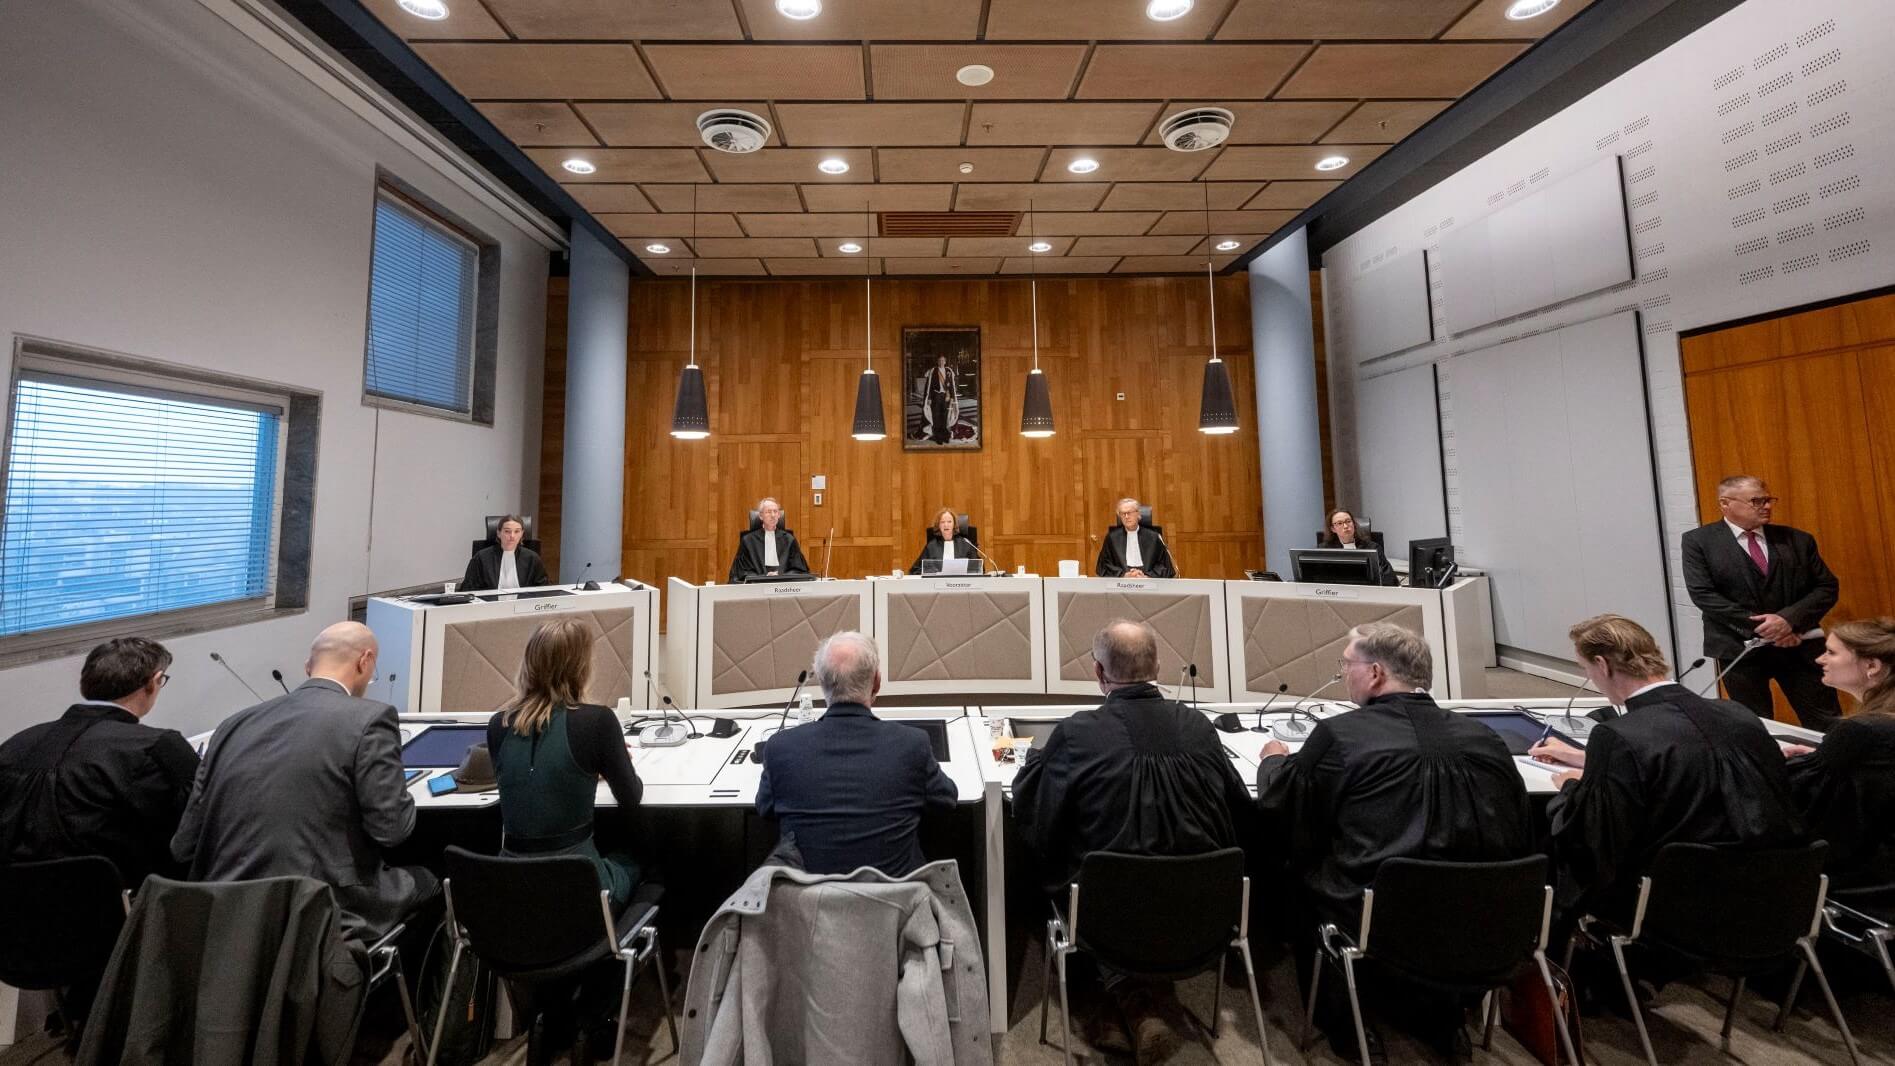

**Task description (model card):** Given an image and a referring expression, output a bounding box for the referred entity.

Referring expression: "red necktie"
[1744,530,1769,577]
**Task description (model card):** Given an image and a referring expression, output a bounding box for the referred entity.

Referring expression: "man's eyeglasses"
[1720,495,1777,507]
[1337,656,1373,672]
[157,673,171,688]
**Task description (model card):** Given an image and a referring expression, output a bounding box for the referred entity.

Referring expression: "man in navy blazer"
[756,632,957,876]
[1680,475,1840,730]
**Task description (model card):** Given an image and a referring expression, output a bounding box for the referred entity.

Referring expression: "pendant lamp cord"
[689,182,698,368]
[1029,198,1040,370]
[865,200,872,371]
[1204,180,1219,361]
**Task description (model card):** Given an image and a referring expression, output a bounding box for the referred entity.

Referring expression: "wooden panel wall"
[1681,289,1895,644]
[540,274,1266,593]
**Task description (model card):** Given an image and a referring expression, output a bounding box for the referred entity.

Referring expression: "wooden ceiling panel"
[642,184,805,212]
[985,0,1236,40]
[802,184,955,212]
[1322,101,1453,145]
[1139,101,1353,146]
[412,44,658,100]
[1041,147,1214,183]
[643,258,768,276]
[878,148,1045,183]
[951,184,1107,212]
[1198,144,1387,181]
[883,258,1000,275]
[1149,209,1299,234]
[691,237,822,258]
[702,147,876,183]
[566,185,657,214]
[1078,45,1308,100]
[947,236,1075,257]
[578,102,778,148]
[967,103,1162,147]
[643,45,867,100]
[775,104,967,148]
[481,0,743,38]
[599,213,743,238]
[739,214,877,238]
[735,0,981,40]
[525,148,709,183]
[362,0,504,39]
[1277,44,1527,99]
[1218,0,1472,40]
[767,258,886,275]
[476,103,598,147]
[1114,254,1238,274]
[1070,235,1202,257]
[821,237,944,257]
[1014,211,1161,236]
[998,256,1123,273]
[1243,180,1339,210]
[869,45,1088,100]
[1445,0,1595,40]
[1097,183,1261,212]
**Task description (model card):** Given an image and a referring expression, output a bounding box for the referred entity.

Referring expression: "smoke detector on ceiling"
[1158,107,1235,152]
[697,109,772,154]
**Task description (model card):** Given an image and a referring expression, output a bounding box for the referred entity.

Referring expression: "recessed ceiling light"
[1146,0,1193,21]
[398,0,450,18]
[1029,241,1053,253]
[958,162,975,174]
[775,0,821,19]
[561,158,596,175]
[1505,0,1560,19]
[838,242,863,254]
[818,158,850,175]
[645,244,670,254]
[1067,157,1100,174]
[1314,155,1349,172]
[956,64,995,87]
[1215,239,1242,251]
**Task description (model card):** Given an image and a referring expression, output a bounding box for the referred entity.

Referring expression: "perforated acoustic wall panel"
[1322,0,1895,662]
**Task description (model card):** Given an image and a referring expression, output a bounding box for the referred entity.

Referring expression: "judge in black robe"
[461,543,551,591]
[1786,714,1895,892]
[727,501,810,583]
[910,511,983,575]
[1094,499,1175,579]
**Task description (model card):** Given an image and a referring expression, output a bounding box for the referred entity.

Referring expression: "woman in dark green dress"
[486,618,642,906]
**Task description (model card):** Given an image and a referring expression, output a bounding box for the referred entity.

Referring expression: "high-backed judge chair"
[471,515,542,558]
[747,509,793,534]
[923,513,979,546]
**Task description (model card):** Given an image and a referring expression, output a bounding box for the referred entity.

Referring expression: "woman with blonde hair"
[1786,617,1895,889]
[908,507,981,574]
[486,618,643,906]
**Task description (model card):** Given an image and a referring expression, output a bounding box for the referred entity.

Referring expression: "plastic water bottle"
[796,691,816,726]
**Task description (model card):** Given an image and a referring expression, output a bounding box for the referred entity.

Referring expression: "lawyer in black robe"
[1786,713,1895,891]
[1545,682,1804,921]
[1094,526,1176,579]
[727,526,810,584]
[1012,681,1250,894]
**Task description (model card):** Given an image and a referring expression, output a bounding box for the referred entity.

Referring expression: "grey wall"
[559,227,630,582]
[1249,228,1325,575]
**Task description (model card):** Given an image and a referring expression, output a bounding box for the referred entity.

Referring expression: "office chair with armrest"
[1301,855,1576,1066]
[1812,884,1894,1000]
[1567,841,1857,1066]
[0,856,129,1043]
[1039,848,1275,1066]
[472,514,542,557]
[436,847,676,1066]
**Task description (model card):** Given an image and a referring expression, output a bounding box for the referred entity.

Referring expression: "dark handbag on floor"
[415,923,495,1066]
[1500,960,1583,1066]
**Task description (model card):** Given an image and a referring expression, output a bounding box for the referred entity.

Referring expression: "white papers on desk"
[629,738,737,786]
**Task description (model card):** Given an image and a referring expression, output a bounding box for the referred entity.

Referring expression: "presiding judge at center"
[1095,497,1175,579]
[729,497,810,583]
[462,514,550,591]
[910,508,981,574]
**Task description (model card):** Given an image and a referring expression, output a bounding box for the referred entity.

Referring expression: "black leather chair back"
[474,514,541,556]
[1640,842,1828,972]
[1073,848,1244,980]
[1365,855,1549,989]
[0,856,127,990]
[444,847,609,978]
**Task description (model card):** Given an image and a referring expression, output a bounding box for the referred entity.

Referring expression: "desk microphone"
[270,669,291,695]
[1214,682,1285,733]
[577,561,600,591]
[1556,675,1596,730]
[1272,675,1342,742]
[1699,638,1768,696]
[209,652,263,701]
[750,669,810,763]
[1152,530,1182,579]
[966,537,1007,577]
[640,669,691,746]
[1183,663,1200,711]
[821,528,835,580]
[1674,657,1708,688]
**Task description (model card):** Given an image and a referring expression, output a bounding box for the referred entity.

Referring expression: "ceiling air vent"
[697,109,772,154]
[880,211,1020,237]
[1159,107,1235,152]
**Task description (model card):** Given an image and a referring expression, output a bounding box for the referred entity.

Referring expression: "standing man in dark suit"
[1095,497,1176,579]
[1680,475,1841,730]
[755,631,957,876]
[171,622,436,941]
[728,496,811,583]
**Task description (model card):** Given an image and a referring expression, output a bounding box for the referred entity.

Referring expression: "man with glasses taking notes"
[1681,475,1841,730]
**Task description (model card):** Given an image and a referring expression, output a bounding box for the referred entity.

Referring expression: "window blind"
[0,374,282,636]
[366,192,477,414]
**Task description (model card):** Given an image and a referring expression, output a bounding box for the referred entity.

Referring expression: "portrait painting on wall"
[902,326,981,451]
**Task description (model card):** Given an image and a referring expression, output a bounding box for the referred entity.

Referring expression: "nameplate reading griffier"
[512,599,579,614]
[1310,587,1361,599]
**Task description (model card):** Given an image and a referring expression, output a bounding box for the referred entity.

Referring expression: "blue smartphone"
[427,774,459,796]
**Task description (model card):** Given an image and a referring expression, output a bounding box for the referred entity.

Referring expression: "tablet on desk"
[1464,711,1582,756]
[400,724,487,768]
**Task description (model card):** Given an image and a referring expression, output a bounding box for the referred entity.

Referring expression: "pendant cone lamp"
[1197,182,1239,435]
[850,202,886,441]
[671,184,710,439]
[1020,200,1055,438]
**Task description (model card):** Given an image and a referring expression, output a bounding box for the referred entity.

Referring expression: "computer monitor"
[1407,537,1454,588]
[1288,548,1385,586]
